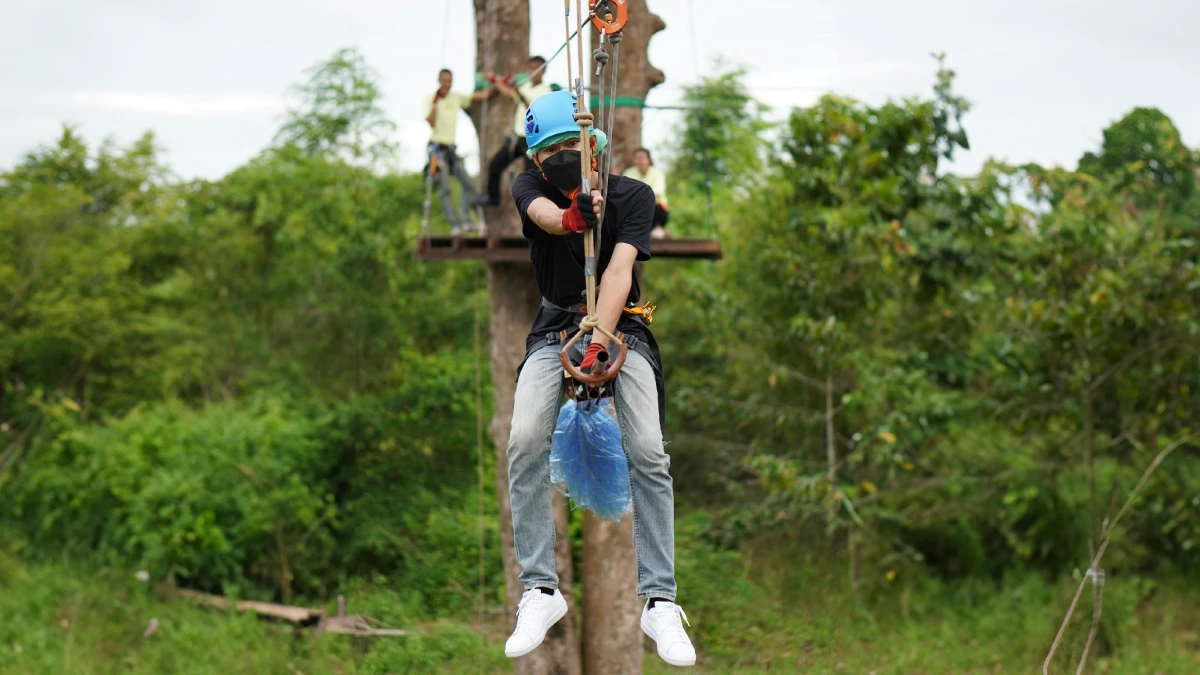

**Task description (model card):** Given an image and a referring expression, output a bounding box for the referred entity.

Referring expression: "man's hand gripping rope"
[557,105,627,391]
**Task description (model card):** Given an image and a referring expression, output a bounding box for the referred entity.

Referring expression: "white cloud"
[69,91,285,117]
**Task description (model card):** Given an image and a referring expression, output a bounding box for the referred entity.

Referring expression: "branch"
[1085,333,1167,395]
[1043,432,1197,674]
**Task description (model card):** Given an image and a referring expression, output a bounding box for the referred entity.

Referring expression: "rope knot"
[579,315,601,332]
[573,112,594,127]
[609,32,623,45]
[592,48,610,66]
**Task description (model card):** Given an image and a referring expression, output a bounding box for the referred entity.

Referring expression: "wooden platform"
[415,235,722,262]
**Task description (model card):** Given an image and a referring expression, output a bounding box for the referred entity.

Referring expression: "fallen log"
[175,589,407,637]
[175,588,324,624]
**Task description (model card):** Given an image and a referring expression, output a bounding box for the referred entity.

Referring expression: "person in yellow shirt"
[623,148,669,239]
[424,68,496,235]
[475,56,556,207]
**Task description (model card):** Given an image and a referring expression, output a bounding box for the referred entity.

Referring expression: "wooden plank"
[175,588,325,623]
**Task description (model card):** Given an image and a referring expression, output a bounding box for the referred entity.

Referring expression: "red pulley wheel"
[590,0,628,34]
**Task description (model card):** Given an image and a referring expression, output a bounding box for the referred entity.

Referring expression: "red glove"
[561,189,600,233]
[580,343,607,372]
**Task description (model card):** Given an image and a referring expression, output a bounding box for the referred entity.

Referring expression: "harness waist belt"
[541,296,656,324]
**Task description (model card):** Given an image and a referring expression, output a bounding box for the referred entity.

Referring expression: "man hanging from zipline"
[502,88,697,668]
[423,67,495,236]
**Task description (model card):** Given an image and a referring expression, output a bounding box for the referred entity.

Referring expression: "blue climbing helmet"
[524,90,608,159]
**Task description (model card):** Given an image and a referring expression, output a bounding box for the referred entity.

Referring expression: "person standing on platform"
[424,67,495,235]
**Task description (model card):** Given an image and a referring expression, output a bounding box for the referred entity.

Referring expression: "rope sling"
[556,0,631,390]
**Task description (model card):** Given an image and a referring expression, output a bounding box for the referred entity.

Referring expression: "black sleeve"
[512,172,554,239]
[615,180,655,261]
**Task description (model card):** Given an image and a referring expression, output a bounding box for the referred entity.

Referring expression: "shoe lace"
[515,590,543,627]
[654,603,692,643]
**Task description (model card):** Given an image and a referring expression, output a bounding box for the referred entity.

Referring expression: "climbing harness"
[543,296,655,324]
[554,0,632,393]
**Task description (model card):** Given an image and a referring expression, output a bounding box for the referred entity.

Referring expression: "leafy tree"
[274,47,399,168]
[1077,107,1197,210]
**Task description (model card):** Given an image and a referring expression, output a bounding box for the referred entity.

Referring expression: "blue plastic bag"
[549,398,631,523]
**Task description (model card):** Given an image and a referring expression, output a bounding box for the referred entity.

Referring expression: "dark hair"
[438,68,452,78]
[634,147,652,164]
[529,55,546,65]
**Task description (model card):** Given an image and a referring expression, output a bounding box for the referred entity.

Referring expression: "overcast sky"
[2,0,1198,181]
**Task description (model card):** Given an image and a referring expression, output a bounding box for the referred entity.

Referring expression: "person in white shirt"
[476,56,556,207]
[623,147,670,239]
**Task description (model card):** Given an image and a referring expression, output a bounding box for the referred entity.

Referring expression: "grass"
[1,516,1197,674]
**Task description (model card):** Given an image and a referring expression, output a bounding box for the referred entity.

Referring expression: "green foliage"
[275,47,400,167]
[0,88,492,605]
[1077,106,1198,210]
[1,381,494,602]
[663,58,773,238]
[0,127,178,425]
[2,44,1199,673]
[656,58,1200,580]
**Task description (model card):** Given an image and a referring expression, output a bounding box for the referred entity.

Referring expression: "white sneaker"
[505,588,568,658]
[641,599,696,666]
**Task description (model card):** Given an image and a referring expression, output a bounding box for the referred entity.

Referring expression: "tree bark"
[472,0,532,239]
[476,3,581,674]
[487,264,583,675]
[581,509,641,674]
[579,4,666,674]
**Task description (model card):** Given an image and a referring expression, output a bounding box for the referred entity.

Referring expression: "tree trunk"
[486,261,583,675]
[580,5,666,674]
[581,510,641,674]
[476,3,581,674]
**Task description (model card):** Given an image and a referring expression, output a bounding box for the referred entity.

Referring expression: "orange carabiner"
[590,0,628,34]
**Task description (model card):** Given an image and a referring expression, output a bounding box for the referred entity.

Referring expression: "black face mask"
[540,150,582,192]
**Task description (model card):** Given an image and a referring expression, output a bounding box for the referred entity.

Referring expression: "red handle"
[560,338,628,388]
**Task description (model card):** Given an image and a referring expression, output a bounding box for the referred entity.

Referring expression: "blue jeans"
[431,145,474,228]
[507,343,677,600]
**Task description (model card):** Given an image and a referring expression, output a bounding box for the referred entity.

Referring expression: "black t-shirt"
[512,171,656,353]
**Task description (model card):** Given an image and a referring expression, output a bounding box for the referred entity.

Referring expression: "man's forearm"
[591,266,631,349]
[527,198,569,235]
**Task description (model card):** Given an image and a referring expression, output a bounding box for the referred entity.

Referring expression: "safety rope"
[530,22,585,84]
[598,32,620,228]
[558,0,625,362]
